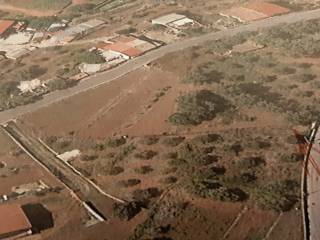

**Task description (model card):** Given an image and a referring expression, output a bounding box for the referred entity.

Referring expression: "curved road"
[0,8,320,124]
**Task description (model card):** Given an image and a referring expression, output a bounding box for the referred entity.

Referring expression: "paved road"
[1,9,320,124]
[307,125,320,240]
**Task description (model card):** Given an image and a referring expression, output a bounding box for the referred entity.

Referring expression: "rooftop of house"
[0,20,15,36]
[152,13,188,25]
[0,204,32,237]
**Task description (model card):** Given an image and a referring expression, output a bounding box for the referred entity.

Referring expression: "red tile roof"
[0,204,32,236]
[102,42,143,57]
[245,2,290,17]
[122,47,143,57]
[0,20,15,35]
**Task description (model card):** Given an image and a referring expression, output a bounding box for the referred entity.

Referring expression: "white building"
[152,13,195,29]
[1,32,33,45]
[5,47,32,60]
[18,79,42,93]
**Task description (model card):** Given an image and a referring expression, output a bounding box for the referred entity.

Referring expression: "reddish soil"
[21,67,180,139]
[166,193,244,240]
[226,207,278,239]
[245,2,291,17]
[269,211,303,240]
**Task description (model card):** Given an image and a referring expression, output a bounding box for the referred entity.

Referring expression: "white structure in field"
[18,79,42,93]
[5,47,31,60]
[152,13,195,29]
[0,32,33,45]
[47,19,105,45]
[12,181,49,195]
[99,49,129,62]
[79,63,102,74]
[57,149,81,162]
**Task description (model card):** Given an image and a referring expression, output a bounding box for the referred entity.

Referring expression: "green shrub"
[72,50,106,65]
[105,137,126,148]
[114,144,136,161]
[255,180,299,211]
[186,178,247,202]
[161,167,177,175]
[161,176,177,184]
[169,90,233,125]
[113,201,142,221]
[163,152,178,160]
[139,136,159,145]
[46,78,76,91]
[240,172,257,183]
[132,187,162,205]
[191,134,223,144]
[236,156,265,169]
[26,16,58,30]
[108,166,124,175]
[177,143,217,166]
[116,27,137,35]
[118,179,141,187]
[134,166,153,174]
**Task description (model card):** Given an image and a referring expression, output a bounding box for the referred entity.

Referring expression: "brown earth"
[15,39,308,240]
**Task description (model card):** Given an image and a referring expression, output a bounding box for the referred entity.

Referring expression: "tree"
[113,201,142,221]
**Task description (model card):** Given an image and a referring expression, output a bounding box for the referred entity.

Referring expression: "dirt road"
[0,8,320,124]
